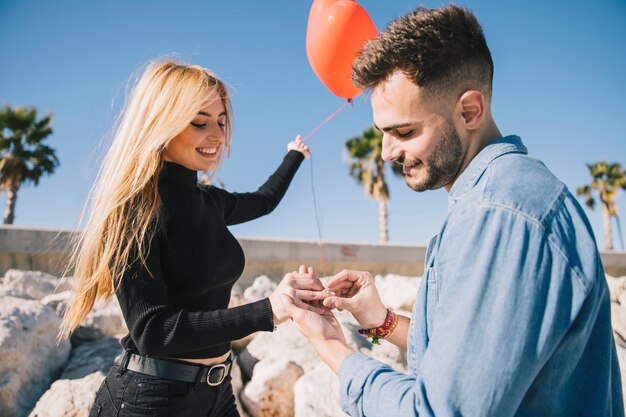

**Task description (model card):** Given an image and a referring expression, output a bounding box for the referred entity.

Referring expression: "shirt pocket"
[426,266,439,340]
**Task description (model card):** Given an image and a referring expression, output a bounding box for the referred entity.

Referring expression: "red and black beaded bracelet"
[358,309,398,345]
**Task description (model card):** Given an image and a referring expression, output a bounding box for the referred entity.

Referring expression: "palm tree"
[577,161,626,251]
[345,126,403,242]
[0,106,59,224]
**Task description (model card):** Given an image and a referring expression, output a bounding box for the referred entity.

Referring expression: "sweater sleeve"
[210,150,304,225]
[115,229,275,357]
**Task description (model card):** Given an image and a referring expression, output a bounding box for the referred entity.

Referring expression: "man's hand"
[268,265,327,325]
[323,269,388,329]
[281,294,347,345]
[282,293,354,373]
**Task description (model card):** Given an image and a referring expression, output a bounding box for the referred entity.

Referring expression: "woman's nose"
[209,123,225,141]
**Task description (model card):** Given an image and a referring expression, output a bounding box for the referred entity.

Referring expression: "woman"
[60,60,327,417]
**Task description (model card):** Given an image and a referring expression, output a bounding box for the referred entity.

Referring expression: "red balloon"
[306,0,377,99]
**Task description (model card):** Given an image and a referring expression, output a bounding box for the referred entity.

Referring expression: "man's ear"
[456,90,486,131]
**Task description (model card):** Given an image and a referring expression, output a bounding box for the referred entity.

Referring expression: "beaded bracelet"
[358,309,398,345]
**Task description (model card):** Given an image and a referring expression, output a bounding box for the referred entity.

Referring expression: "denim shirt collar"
[448,135,527,211]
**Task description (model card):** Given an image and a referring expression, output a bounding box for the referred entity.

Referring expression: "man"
[282,4,624,416]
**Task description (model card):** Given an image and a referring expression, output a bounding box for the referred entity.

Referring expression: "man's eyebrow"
[197,111,227,117]
[374,122,415,132]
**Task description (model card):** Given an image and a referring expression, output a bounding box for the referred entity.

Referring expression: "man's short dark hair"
[352,4,494,101]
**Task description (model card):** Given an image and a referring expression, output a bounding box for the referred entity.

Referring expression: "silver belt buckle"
[206,363,228,386]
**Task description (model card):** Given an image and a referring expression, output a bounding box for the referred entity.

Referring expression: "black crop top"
[116,150,304,359]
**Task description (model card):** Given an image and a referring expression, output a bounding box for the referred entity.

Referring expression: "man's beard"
[401,120,464,192]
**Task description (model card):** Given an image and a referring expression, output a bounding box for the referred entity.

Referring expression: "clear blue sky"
[1,0,625,249]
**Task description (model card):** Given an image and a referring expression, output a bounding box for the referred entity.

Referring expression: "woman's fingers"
[290,277,325,291]
[326,270,360,288]
[294,289,328,301]
[293,297,326,314]
[328,281,354,291]
[288,136,311,159]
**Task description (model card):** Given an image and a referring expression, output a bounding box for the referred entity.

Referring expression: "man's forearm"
[385,315,410,350]
[312,339,356,374]
[311,316,410,373]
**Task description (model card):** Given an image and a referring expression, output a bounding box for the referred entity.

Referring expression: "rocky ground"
[0,269,624,417]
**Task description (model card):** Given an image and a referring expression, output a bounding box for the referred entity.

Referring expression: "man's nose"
[381,134,401,162]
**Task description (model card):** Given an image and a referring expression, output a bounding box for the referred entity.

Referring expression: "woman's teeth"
[197,147,217,155]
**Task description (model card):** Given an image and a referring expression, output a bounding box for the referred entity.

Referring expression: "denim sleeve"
[339,204,590,417]
[340,353,434,416]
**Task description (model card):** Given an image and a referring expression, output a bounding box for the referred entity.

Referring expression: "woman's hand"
[287,135,311,159]
[322,269,388,329]
[268,265,327,325]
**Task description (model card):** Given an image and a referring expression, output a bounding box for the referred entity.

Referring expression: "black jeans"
[89,365,239,417]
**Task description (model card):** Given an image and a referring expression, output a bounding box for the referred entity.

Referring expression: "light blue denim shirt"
[339,136,624,416]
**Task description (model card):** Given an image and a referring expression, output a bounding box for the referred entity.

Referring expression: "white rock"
[71,296,127,345]
[229,285,257,351]
[237,347,260,381]
[294,363,348,417]
[60,337,122,380]
[230,360,249,417]
[241,358,304,417]
[245,321,319,374]
[0,270,69,301]
[0,296,71,417]
[613,337,626,412]
[40,291,71,316]
[334,309,370,351]
[607,274,626,303]
[244,276,277,303]
[375,274,421,312]
[229,283,247,308]
[0,288,35,300]
[27,371,104,417]
[612,302,626,342]
[359,337,408,373]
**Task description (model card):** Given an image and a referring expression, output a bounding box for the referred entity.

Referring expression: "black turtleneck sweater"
[116,150,304,359]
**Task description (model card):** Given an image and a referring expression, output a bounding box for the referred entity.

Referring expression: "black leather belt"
[119,351,234,386]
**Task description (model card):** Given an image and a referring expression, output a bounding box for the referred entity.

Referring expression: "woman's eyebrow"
[197,111,227,117]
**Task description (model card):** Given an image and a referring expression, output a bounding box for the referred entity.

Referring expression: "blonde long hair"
[60,59,232,338]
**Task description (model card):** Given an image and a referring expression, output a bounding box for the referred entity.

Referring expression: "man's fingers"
[326,270,360,288]
[327,281,354,291]
[323,296,352,311]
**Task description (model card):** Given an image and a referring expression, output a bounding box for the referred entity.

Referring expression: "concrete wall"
[1,226,625,287]
[0,226,425,287]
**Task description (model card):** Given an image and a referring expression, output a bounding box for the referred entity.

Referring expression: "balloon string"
[302,99,351,142]
[304,98,353,277]
[309,154,327,277]
[302,100,353,401]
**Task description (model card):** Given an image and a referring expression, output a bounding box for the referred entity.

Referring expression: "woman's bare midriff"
[178,351,231,366]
